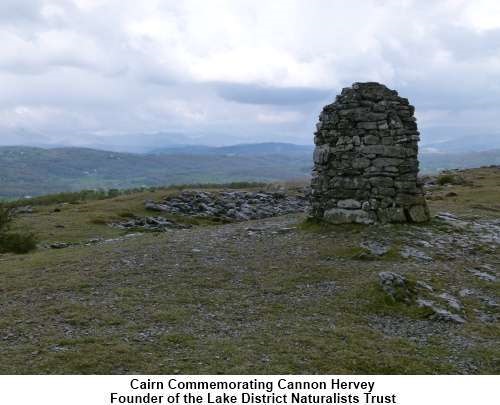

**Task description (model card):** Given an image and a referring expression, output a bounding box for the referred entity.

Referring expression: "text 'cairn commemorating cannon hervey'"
[310,82,430,224]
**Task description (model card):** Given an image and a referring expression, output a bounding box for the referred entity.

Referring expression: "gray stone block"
[324,208,375,224]
[310,82,430,224]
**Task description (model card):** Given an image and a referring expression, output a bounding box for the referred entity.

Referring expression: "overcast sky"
[1,0,500,149]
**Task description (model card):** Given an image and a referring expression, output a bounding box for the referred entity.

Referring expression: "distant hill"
[1,143,500,199]
[420,130,500,153]
[0,145,312,198]
[420,149,500,172]
[149,142,314,156]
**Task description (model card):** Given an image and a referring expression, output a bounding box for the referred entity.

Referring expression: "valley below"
[1,144,500,199]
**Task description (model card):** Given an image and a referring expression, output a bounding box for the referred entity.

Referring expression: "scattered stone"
[13,206,33,215]
[416,281,434,292]
[102,233,142,244]
[467,269,497,282]
[416,239,432,248]
[436,211,458,220]
[417,299,466,324]
[145,190,308,221]
[324,208,374,224]
[446,191,458,197]
[144,201,169,212]
[378,272,416,303]
[49,242,70,249]
[276,227,296,234]
[111,217,191,232]
[437,293,463,311]
[459,288,474,298]
[310,82,430,224]
[245,226,267,233]
[360,241,390,256]
[479,296,498,308]
[435,212,470,229]
[477,313,497,323]
[401,246,432,261]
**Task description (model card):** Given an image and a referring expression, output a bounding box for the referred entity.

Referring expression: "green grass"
[0,167,498,374]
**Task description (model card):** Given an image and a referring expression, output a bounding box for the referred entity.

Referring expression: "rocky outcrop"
[310,82,430,224]
[110,217,191,232]
[145,190,308,221]
[379,271,417,303]
[378,272,467,324]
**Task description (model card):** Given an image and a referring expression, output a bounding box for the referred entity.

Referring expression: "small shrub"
[0,232,37,254]
[0,204,13,232]
[107,189,121,198]
[0,203,37,254]
[437,174,455,185]
[437,173,467,186]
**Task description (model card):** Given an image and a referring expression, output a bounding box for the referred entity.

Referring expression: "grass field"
[0,168,498,374]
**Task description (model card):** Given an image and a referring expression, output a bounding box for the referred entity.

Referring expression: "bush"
[0,203,37,254]
[0,204,13,232]
[437,172,467,186]
[437,174,455,185]
[0,232,38,254]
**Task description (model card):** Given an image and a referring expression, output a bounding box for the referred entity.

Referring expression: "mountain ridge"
[1,143,500,199]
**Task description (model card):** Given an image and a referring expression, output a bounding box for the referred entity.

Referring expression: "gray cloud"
[0,0,42,22]
[216,83,332,105]
[1,0,500,150]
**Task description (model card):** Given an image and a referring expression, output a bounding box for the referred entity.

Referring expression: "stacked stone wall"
[310,82,430,224]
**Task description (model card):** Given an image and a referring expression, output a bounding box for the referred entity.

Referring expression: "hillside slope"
[0,146,311,198]
[0,167,498,374]
[2,145,500,199]
[150,142,314,156]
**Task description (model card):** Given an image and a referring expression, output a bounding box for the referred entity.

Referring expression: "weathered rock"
[437,293,463,311]
[145,190,308,222]
[417,299,466,324]
[361,241,390,256]
[416,280,434,292]
[459,288,474,298]
[50,242,70,249]
[111,217,191,232]
[401,246,432,261]
[378,272,416,303]
[310,82,430,224]
[13,206,34,215]
[324,208,374,224]
[144,201,169,212]
[377,207,407,223]
[337,199,361,209]
[467,269,497,282]
[408,205,430,223]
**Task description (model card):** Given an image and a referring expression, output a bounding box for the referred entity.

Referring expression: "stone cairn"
[310,82,430,224]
